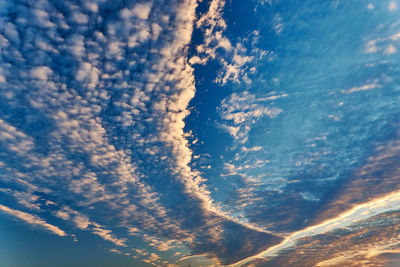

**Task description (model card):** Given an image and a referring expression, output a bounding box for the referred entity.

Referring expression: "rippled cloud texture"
[1,0,400,266]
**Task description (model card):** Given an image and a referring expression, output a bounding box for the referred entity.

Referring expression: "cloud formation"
[218,91,282,143]
[191,0,266,84]
[0,204,66,237]
[1,0,400,266]
[0,0,281,265]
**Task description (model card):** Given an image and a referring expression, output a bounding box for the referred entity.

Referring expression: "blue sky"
[1,0,400,266]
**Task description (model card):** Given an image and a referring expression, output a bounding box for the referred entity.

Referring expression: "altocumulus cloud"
[0,0,282,265]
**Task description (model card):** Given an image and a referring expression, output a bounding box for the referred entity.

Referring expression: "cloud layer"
[0,0,281,265]
[1,0,400,266]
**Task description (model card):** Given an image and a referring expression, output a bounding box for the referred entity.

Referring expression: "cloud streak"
[0,204,66,237]
[232,189,400,266]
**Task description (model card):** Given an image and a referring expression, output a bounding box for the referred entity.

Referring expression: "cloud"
[130,3,152,20]
[389,1,398,11]
[231,130,400,266]
[31,66,53,80]
[215,42,255,84]
[365,30,400,55]
[385,44,397,54]
[253,210,400,267]
[0,188,41,210]
[233,190,400,266]
[0,0,283,265]
[341,82,381,94]
[2,0,399,266]
[109,248,124,255]
[193,0,266,84]
[195,0,230,59]
[92,225,126,247]
[310,133,400,226]
[0,204,66,237]
[54,206,126,247]
[218,91,282,143]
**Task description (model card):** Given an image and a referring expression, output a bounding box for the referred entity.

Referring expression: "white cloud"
[219,91,282,143]
[31,66,52,80]
[384,44,397,54]
[194,0,265,85]
[55,207,126,247]
[341,82,381,94]
[131,3,152,20]
[70,12,89,24]
[0,204,66,236]
[92,225,127,247]
[5,190,41,210]
[0,119,34,154]
[242,146,263,152]
[365,40,378,53]
[75,62,99,89]
[215,43,255,84]
[365,31,400,55]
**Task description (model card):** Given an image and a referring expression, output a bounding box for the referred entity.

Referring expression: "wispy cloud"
[365,29,400,55]
[0,204,66,237]
[192,0,267,84]
[233,189,400,266]
[218,91,282,143]
[341,82,381,94]
[231,131,400,266]
[240,209,400,267]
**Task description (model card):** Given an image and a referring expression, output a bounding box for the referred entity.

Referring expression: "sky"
[1,0,400,266]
